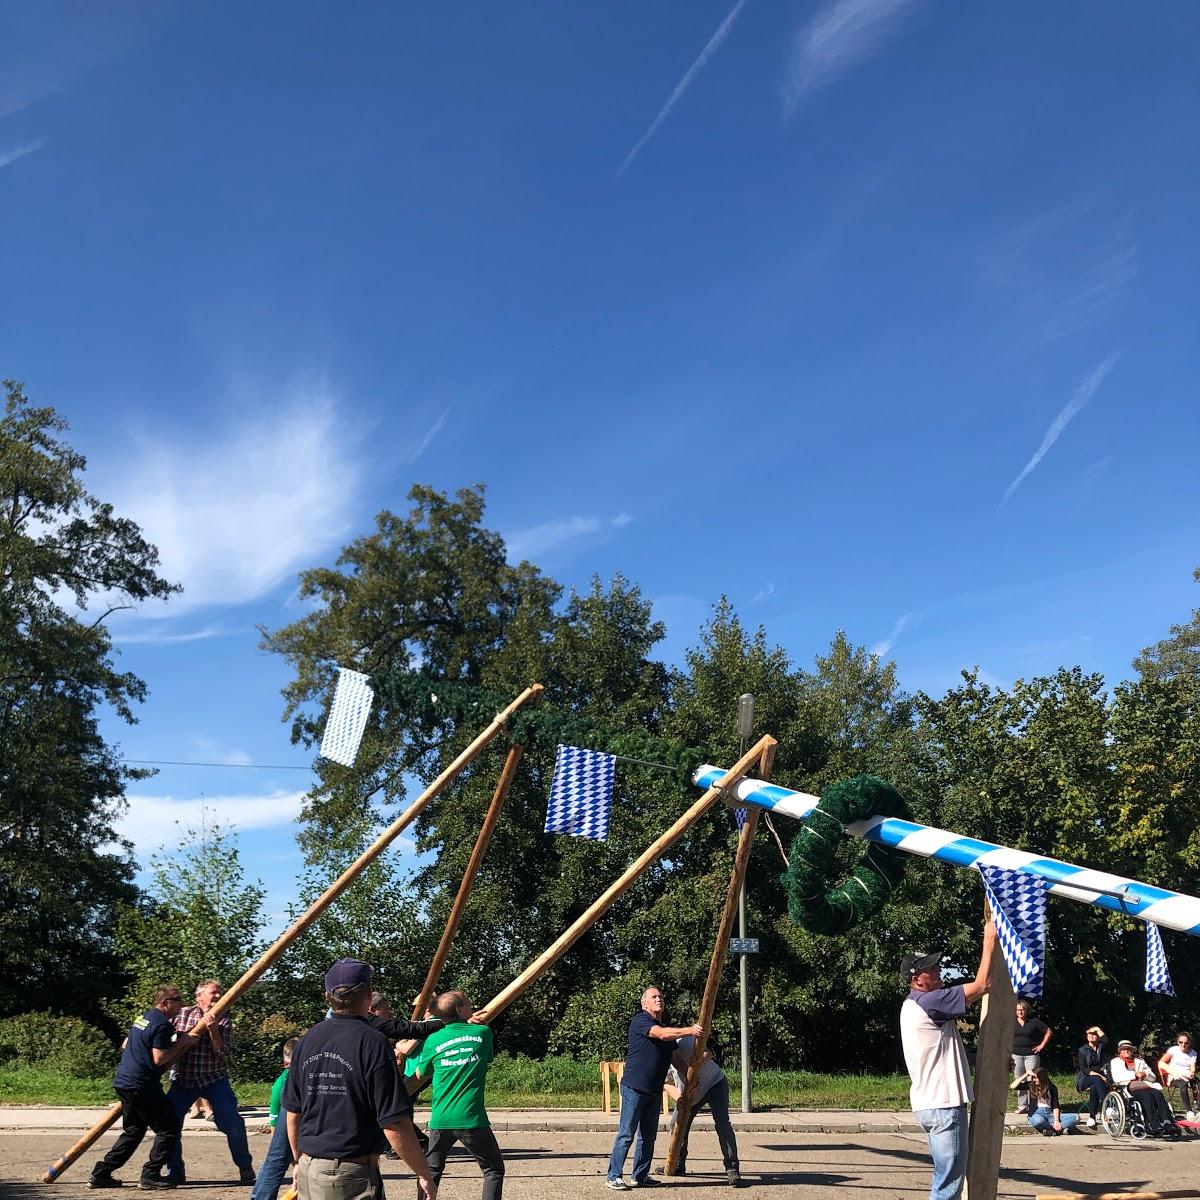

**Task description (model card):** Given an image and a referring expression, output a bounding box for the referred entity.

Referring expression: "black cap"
[901,950,942,979]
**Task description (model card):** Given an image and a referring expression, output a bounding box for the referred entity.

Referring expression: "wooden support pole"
[473,735,778,1026]
[42,683,543,1184]
[662,742,775,1174]
[409,743,524,1020]
[1037,1192,1200,1200]
[964,899,1015,1200]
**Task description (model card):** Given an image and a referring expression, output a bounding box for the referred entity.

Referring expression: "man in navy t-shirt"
[282,959,435,1200]
[605,986,703,1191]
[89,985,199,1190]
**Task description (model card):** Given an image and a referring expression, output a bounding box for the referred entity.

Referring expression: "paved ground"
[5,1124,1200,1200]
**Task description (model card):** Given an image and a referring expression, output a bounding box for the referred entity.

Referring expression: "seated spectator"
[1012,1066,1077,1135]
[1158,1033,1200,1119]
[1075,1026,1108,1129]
[1111,1040,1177,1136]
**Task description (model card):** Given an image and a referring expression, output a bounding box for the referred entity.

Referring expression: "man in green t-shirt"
[412,990,503,1200]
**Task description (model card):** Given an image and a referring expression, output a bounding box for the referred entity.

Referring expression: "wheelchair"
[1100,1083,1184,1140]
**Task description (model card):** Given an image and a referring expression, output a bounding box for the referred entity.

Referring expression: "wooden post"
[42,683,543,1184]
[472,735,777,1026]
[964,900,1014,1200]
[662,742,775,1174]
[409,743,524,1021]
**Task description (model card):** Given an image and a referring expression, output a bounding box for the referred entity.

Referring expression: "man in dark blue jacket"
[89,985,200,1190]
[605,986,703,1191]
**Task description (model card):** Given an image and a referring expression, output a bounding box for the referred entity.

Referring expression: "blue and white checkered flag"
[1146,922,1175,996]
[319,667,374,767]
[545,745,615,841]
[734,807,747,830]
[977,863,1048,997]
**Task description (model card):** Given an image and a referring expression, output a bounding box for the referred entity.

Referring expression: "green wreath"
[781,774,912,935]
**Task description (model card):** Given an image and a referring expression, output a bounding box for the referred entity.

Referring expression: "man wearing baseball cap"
[283,960,436,1200]
[899,922,997,1200]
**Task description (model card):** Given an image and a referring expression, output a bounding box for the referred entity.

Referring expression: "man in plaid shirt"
[165,980,255,1186]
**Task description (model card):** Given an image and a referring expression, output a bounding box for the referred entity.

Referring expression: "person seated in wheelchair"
[1111,1039,1178,1135]
[1011,1067,1078,1135]
[1158,1033,1200,1120]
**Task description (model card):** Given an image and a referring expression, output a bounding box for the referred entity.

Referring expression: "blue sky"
[3,1,1197,927]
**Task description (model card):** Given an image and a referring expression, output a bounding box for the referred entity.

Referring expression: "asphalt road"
[5,1129,1200,1200]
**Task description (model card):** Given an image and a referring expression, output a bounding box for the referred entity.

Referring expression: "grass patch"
[0,1059,1084,1114]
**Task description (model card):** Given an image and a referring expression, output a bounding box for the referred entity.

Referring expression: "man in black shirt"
[89,985,200,1190]
[283,959,435,1200]
[605,986,703,1191]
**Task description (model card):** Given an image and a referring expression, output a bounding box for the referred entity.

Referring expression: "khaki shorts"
[296,1154,381,1200]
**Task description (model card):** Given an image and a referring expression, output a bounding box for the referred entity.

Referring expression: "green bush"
[549,976,648,1059]
[230,1011,308,1084]
[0,1012,118,1079]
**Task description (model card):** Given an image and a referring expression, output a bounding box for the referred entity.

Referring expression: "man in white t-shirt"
[900,922,997,1200]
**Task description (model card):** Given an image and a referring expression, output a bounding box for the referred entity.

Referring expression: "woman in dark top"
[1075,1025,1108,1128]
[1012,1001,1052,1114]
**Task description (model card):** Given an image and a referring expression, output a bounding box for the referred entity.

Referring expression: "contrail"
[1001,354,1120,506]
[618,0,749,175]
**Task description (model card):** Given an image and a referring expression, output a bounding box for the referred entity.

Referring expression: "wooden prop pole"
[1037,1193,1200,1200]
[474,735,776,1026]
[42,683,543,1184]
[964,899,1014,1200]
[662,742,775,1174]
[409,743,524,1021]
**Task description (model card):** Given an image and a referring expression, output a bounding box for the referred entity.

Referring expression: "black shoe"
[138,1179,177,1191]
[239,1168,257,1185]
[631,1179,663,1188]
[727,1169,746,1187]
[654,1166,686,1177]
[89,1176,123,1189]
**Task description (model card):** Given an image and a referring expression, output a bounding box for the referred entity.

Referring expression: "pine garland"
[780,774,912,935]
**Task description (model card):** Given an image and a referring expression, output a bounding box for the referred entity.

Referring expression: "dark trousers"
[1079,1075,1108,1118]
[421,1127,504,1200]
[92,1087,181,1182]
[1130,1085,1172,1128]
[674,1078,739,1171]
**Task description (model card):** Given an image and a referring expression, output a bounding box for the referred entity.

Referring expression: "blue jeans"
[607,1084,660,1184]
[250,1119,292,1200]
[914,1105,968,1200]
[1028,1109,1078,1135]
[166,1077,253,1177]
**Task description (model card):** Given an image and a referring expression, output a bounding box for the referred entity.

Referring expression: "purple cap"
[324,958,372,995]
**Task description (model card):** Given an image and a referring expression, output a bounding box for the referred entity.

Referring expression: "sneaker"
[239,1168,257,1186]
[89,1176,123,1189]
[631,1179,662,1188]
[138,1179,177,1191]
[727,1169,746,1187]
[605,1180,630,1191]
[1085,1117,1096,1128]
[1189,1111,1197,1121]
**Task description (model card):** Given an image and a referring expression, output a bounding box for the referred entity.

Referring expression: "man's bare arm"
[152,1033,198,1069]
[961,921,999,1004]
[649,1022,703,1040]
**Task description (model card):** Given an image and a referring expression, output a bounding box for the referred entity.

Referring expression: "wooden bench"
[600,1061,670,1115]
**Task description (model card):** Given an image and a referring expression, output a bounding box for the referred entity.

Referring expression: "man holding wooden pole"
[900,922,998,1200]
[605,986,703,1191]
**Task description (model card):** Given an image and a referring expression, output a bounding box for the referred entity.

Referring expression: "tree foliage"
[1135,567,1200,683]
[0,382,177,1025]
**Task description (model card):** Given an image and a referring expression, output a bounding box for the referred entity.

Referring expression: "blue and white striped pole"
[694,765,1200,937]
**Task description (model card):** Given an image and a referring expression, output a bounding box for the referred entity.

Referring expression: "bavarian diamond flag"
[1145,921,1175,996]
[319,667,374,767]
[545,745,616,841]
[977,863,1048,997]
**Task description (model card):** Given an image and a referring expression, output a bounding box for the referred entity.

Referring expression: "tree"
[1135,568,1200,682]
[0,381,178,1025]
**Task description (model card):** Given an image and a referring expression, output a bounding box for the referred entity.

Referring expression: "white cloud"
[619,0,750,174]
[187,736,254,767]
[750,582,776,604]
[114,789,310,855]
[0,140,42,169]
[112,624,230,645]
[504,512,633,562]
[1000,354,1120,506]
[409,406,452,464]
[781,0,917,115]
[871,611,918,657]
[102,381,360,612]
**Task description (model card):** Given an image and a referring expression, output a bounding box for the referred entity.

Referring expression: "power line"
[126,758,313,771]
